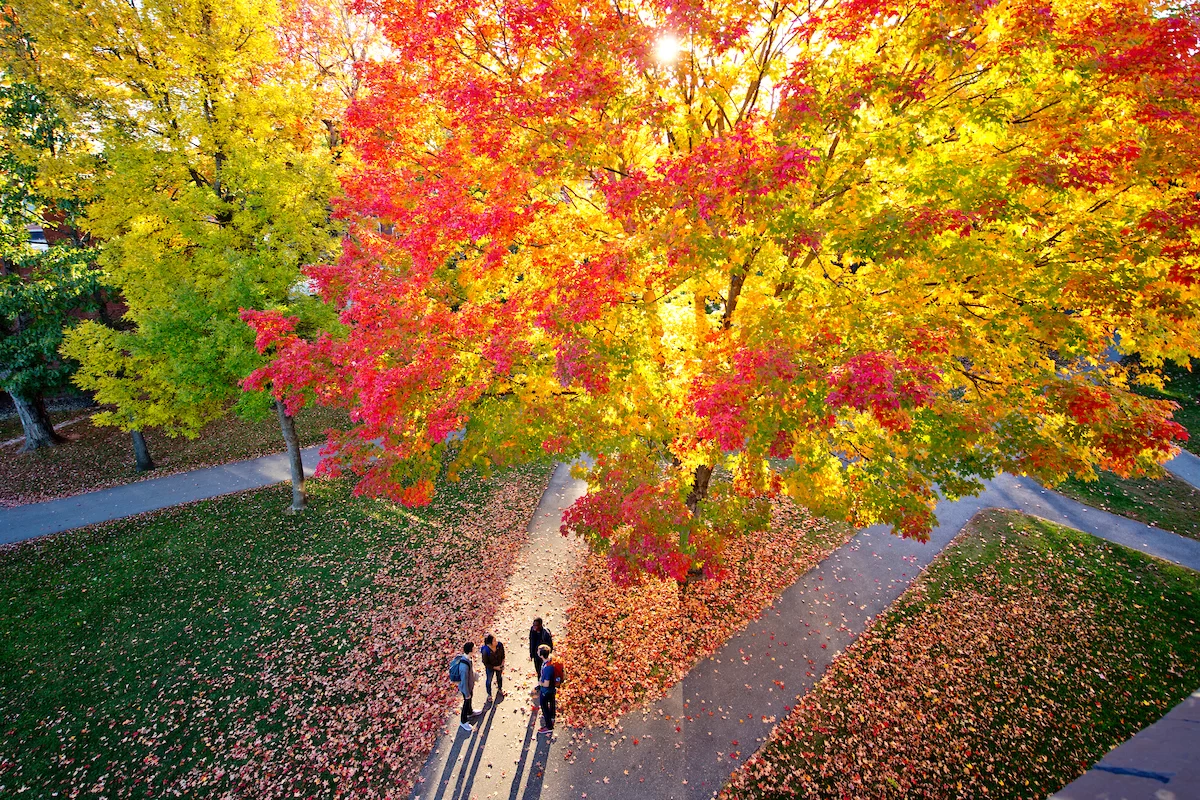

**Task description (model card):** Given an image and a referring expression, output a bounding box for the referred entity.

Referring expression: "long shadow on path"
[413,463,587,800]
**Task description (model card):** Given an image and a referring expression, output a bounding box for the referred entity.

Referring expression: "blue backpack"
[449,655,465,683]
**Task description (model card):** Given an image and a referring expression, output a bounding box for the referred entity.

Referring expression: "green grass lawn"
[0,464,551,797]
[1055,470,1200,540]
[725,509,1200,800]
[1135,360,1200,455]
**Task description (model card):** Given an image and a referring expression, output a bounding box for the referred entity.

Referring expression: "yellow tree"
[11,0,372,508]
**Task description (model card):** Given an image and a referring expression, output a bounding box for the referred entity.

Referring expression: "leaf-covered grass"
[0,405,349,507]
[559,500,855,727]
[1136,360,1200,455]
[0,464,552,798]
[725,509,1200,800]
[1054,470,1200,540]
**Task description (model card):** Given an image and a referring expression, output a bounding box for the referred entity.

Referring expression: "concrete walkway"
[1165,448,1200,490]
[414,462,588,800]
[1,442,1197,798]
[0,445,323,545]
[1052,688,1200,800]
[412,471,1200,800]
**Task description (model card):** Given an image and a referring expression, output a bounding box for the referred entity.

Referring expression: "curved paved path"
[1165,448,1200,489]
[0,445,323,545]
[415,471,1200,800]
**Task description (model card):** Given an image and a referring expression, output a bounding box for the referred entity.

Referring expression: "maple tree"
[11,0,372,506]
[248,0,1200,579]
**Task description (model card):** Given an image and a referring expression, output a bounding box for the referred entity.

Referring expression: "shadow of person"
[450,700,502,800]
[518,722,554,800]
[503,704,553,800]
[429,721,471,800]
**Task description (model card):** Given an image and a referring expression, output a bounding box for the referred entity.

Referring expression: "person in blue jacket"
[537,644,559,735]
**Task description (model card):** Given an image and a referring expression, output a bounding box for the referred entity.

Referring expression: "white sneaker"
[460,723,473,732]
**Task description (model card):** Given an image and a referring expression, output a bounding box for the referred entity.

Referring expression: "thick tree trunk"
[11,391,63,452]
[131,429,155,472]
[275,398,307,513]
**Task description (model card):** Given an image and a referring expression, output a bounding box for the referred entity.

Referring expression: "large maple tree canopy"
[248,0,1200,582]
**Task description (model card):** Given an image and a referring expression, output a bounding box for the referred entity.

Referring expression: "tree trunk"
[275,398,307,513]
[685,463,713,515]
[678,463,716,587]
[131,429,155,472]
[11,391,63,452]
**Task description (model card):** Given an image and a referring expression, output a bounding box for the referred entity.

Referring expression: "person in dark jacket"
[529,617,553,681]
[480,634,505,701]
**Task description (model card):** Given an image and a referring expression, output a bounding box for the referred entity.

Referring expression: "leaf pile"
[558,499,853,727]
[0,464,551,798]
[724,510,1200,800]
[0,405,348,507]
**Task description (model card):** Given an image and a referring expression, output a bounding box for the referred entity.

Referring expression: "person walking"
[529,617,553,682]
[480,634,506,702]
[450,642,483,732]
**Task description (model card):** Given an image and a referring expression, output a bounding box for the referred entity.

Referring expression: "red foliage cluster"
[560,453,713,584]
[824,351,940,433]
[1045,381,1189,477]
[691,345,801,450]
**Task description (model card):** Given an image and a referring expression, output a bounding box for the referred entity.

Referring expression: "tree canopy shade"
[247,0,1200,582]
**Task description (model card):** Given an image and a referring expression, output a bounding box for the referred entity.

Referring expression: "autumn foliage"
[247,0,1200,581]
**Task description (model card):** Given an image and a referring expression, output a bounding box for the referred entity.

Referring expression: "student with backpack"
[480,634,506,702]
[529,617,553,681]
[449,642,483,732]
[536,644,561,735]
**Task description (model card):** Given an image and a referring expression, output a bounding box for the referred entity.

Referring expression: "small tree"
[0,242,103,451]
[22,0,372,507]
[0,36,108,451]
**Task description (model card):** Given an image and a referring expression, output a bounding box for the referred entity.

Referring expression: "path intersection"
[415,471,1200,800]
